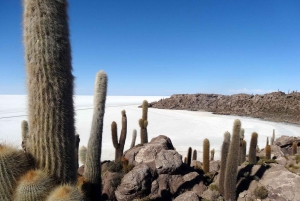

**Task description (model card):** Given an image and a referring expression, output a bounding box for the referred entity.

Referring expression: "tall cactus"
[0,144,31,200]
[224,119,241,201]
[271,129,275,145]
[186,147,192,166]
[238,128,244,165]
[210,149,215,161]
[203,138,210,173]
[130,129,137,148]
[249,132,258,164]
[79,146,87,165]
[14,169,56,201]
[75,134,80,171]
[292,141,298,155]
[21,120,29,152]
[266,137,269,146]
[219,131,230,196]
[111,110,127,161]
[139,100,148,144]
[24,0,77,183]
[239,140,247,164]
[84,71,107,200]
[265,145,271,159]
[192,149,197,160]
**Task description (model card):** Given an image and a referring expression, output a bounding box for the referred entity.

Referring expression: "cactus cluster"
[111,110,127,161]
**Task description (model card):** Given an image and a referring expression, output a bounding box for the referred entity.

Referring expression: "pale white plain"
[1,95,300,163]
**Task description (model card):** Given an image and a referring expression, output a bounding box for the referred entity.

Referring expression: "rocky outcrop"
[149,92,300,125]
[173,191,200,201]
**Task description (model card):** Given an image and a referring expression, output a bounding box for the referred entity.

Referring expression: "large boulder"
[115,164,154,201]
[155,150,182,174]
[174,191,200,201]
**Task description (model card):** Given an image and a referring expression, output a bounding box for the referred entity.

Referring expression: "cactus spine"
[210,149,215,161]
[292,141,298,155]
[203,138,210,173]
[111,110,127,161]
[14,169,56,201]
[46,184,85,201]
[79,146,87,165]
[24,0,77,183]
[0,144,31,200]
[265,145,271,159]
[21,120,29,152]
[249,132,258,164]
[84,71,107,200]
[139,100,148,144]
[219,131,230,196]
[130,129,137,148]
[224,119,241,201]
[186,147,192,166]
[192,149,197,160]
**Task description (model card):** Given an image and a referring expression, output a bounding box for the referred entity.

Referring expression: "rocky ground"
[79,135,300,201]
[148,91,300,125]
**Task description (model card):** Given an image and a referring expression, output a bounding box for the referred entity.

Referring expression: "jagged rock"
[149,92,300,125]
[155,150,182,174]
[115,164,153,201]
[101,171,120,201]
[275,135,300,147]
[173,191,200,201]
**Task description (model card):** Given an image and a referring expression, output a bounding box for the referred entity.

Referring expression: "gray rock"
[155,150,182,174]
[210,160,220,172]
[174,191,200,201]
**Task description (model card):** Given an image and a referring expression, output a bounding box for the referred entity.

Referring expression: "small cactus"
[192,149,197,161]
[130,129,137,148]
[249,132,258,164]
[79,146,87,165]
[219,131,230,196]
[239,140,247,164]
[111,110,127,162]
[224,119,241,201]
[210,149,215,161]
[187,147,192,166]
[265,145,271,159]
[266,137,269,146]
[292,141,298,155]
[203,138,210,173]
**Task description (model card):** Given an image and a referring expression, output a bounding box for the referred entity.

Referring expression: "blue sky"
[0,1,299,96]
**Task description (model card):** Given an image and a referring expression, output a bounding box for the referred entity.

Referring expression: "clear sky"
[0,1,299,96]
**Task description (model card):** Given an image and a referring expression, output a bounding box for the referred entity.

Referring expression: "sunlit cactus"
[219,131,230,196]
[249,132,258,164]
[203,138,210,173]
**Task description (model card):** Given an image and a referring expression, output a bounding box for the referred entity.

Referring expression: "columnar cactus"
[292,141,298,155]
[139,100,148,144]
[266,137,269,146]
[84,71,107,200]
[265,145,271,159]
[238,128,244,165]
[24,0,77,183]
[0,144,31,200]
[224,119,241,201]
[130,129,137,148]
[271,129,275,145]
[192,149,197,160]
[21,120,29,152]
[239,140,247,164]
[14,169,56,201]
[79,146,87,165]
[46,184,85,201]
[111,110,127,161]
[249,132,258,164]
[75,134,80,170]
[219,131,230,196]
[210,149,215,161]
[203,138,210,173]
[187,147,192,166]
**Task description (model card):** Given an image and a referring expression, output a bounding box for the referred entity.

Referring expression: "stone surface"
[155,150,182,174]
[210,160,220,172]
[149,92,300,125]
[173,191,200,201]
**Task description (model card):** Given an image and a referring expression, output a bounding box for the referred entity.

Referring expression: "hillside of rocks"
[149,91,300,125]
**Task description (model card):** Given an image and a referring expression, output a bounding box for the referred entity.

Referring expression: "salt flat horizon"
[1,95,300,163]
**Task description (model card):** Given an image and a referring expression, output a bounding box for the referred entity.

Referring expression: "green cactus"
[46,184,85,201]
[130,129,137,149]
[21,120,29,152]
[111,110,127,162]
[186,147,192,166]
[192,149,197,161]
[140,100,149,144]
[210,149,215,161]
[203,138,210,173]
[265,145,271,160]
[24,0,77,183]
[79,146,87,165]
[239,140,247,164]
[292,141,298,155]
[0,144,31,200]
[14,169,56,201]
[219,131,230,196]
[249,132,258,164]
[84,71,107,200]
[224,119,241,201]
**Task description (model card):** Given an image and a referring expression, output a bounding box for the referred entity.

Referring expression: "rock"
[174,191,200,201]
[115,164,153,201]
[101,171,121,201]
[191,160,202,168]
[210,160,220,172]
[201,188,221,201]
[155,150,182,174]
[258,164,300,200]
[78,165,84,176]
[275,156,287,166]
[275,135,300,147]
[148,135,175,150]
